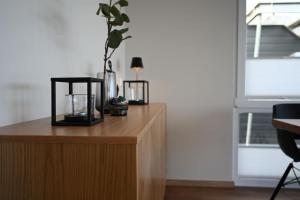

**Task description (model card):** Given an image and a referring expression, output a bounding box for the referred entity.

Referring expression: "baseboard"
[166,179,234,188]
[235,176,299,189]
[235,177,277,188]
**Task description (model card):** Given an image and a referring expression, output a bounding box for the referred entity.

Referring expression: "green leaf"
[108,30,123,49]
[99,3,110,17]
[121,13,130,23]
[119,28,128,34]
[109,21,121,26]
[110,6,120,17]
[118,96,126,102]
[118,0,128,7]
[109,16,124,26]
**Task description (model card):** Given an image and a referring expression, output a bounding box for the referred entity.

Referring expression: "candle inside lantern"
[64,94,95,122]
[130,87,135,100]
[123,80,148,105]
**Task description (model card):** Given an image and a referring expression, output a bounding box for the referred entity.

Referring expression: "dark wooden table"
[272,119,300,135]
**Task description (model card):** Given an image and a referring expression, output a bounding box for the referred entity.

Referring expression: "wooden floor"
[165,186,300,200]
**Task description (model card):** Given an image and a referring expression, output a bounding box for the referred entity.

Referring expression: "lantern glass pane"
[125,82,144,101]
[65,94,95,119]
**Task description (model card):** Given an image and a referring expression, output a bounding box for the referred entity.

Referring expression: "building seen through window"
[247,0,300,58]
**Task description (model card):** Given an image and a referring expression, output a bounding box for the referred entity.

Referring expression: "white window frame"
[235,0,300,109]
[234,0,300,186]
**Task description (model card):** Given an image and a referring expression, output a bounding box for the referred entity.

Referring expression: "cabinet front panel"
[0,143,137,200]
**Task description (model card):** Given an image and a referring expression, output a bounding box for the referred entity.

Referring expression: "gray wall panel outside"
[247,25,300,58]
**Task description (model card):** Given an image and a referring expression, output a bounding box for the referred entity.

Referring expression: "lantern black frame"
[123,80,149,105]
[51,77,104,126]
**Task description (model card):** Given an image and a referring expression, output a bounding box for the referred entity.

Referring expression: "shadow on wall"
[82,59,122,77]
[166,108,232,179]
[37,0,70,50]
[80,62,95,77]
[166,105,233,155]
[115,59,122,73]
[5,83,41,123]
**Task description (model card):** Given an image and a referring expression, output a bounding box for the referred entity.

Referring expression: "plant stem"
[103,0,114,79]
[107,48,116,61]
[122,36,131,41]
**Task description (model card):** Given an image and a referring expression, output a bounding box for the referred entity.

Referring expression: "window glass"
[239,112,300,145]
[245,59,300,96]
[239,112,277,145]
[247,0,300,58]
[245,0,300,97]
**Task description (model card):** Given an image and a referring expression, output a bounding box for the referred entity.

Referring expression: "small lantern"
[123,57,149,105]
[51,77,104,126]
[123,80,149,105]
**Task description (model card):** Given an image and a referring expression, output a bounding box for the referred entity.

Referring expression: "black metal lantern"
[124,57,149,105]
[51,77,104,126]
[123,80,149,105]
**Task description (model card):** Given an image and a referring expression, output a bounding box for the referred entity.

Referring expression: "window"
[247,1,300,59]
[235,0,300,185]
[237,0,300,101]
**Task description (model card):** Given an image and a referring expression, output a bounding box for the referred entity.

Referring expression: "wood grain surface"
[0,143,136,200]
[166,179,234,188]
[272,119,300,135]
[0,103,165,144]
[165,186,300,200]
[137,105,166,200]
[0,103,166,200]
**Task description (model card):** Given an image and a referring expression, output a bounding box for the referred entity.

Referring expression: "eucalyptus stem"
[98,0,131,79]
[107,48,116,61]
[103,0,113,79]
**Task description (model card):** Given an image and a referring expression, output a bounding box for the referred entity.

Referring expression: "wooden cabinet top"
[0,103,166,144]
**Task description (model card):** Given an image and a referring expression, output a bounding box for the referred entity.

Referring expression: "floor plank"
[165,186,300,200]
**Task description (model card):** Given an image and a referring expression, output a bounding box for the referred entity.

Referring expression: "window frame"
[236,0,300,109]
[234,0,300,186]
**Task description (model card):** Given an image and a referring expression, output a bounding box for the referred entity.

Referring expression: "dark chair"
[271,104,300,200]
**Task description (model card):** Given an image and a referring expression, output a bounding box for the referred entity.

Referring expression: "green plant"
[96,0,131,75]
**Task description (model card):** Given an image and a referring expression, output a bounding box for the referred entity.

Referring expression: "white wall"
[126,0,237,181]
[0,0,126,126]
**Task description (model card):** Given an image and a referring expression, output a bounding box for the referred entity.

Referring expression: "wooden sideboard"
[0,103,166,200]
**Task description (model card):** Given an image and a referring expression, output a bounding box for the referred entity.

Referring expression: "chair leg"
[270,163,293,200]
[291,167,300,186]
